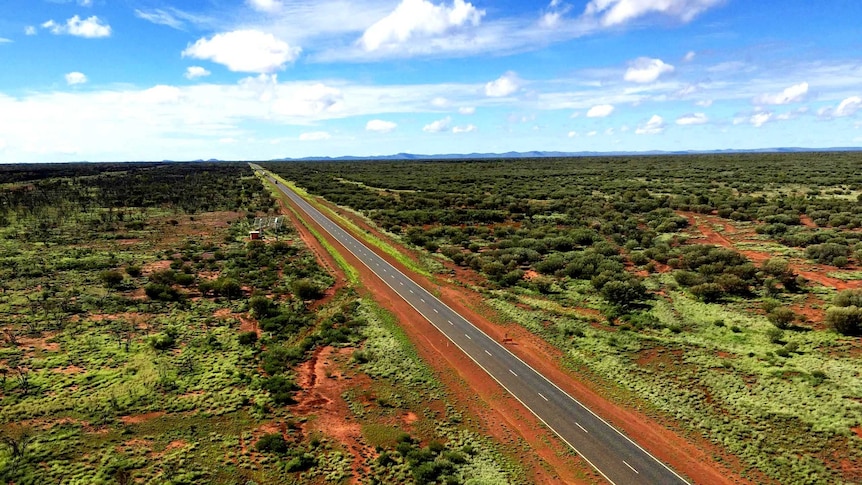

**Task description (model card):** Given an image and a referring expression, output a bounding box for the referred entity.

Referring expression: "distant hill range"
[272,147,862,162]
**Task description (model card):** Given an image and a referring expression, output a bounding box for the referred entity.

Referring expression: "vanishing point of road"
[254,165,691,485]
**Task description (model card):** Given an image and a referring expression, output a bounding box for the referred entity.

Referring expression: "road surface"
[255,166,691,485]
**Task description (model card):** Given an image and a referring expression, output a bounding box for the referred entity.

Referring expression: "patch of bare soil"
[142,260,172,275]
[237,314,260,337]
[291,346,375,483]
[120,411,166,425]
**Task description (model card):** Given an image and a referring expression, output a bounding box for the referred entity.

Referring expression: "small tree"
[99,270,125,288]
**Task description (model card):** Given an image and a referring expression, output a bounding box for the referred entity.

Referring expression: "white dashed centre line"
[509,369,518,376]
[465,334,472,340]
[623,461,639,474]
[447,320,454,326]
[485,350,492,356]
[420,298,425,303]
[576,422,589,433]
[538,393,548,401]
[433,308,439,313]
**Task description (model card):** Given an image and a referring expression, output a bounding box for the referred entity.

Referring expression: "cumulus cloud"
[299,131,331,141]
[183,30,300,73]
[366,119,398,133]
[636,115,665,134]
[676,113,708,125]
[248,0,283,12]
[755,82,808,105]
[567,131,578,138]
[24,26,37,36]
[42,15,111,38]
[624,57,674,83]
[65,72,88,85]
[819,96,861,119]
[423,116,452,133]
[360,0,484,52]
[586,104,614,117]
[582,0,723,27]
[184,66,211,80]
[684,51,696,62]
[485,71,520,97]
[459,106,475,115]
[452,124,476,133]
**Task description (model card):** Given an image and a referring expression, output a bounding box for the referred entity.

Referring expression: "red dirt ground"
[679,211,862,291]
[291,346,375,483]
[120,411,166,425]
[285,192,749,484]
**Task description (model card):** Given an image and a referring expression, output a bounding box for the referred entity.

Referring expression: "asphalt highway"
[257,166,691,485]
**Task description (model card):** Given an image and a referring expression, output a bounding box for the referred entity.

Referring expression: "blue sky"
[1,0,862,162]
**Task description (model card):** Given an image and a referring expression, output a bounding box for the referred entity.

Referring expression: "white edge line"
[271,170,692,485]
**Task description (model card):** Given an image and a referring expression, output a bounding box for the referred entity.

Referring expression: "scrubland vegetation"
[266,152,862,484]
[0,163,519,484]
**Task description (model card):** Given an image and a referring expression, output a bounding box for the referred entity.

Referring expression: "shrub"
[690,283,724,303]
[767,307,796,329]
[238,331,258,346]
[255,433,288,454]
[261,375,300,405]
[825,306,862,336]
[100,270,125,288]
[144,283,180,301]
[125,265,142,277]
[834,289,862,308]
[291,278,323,300]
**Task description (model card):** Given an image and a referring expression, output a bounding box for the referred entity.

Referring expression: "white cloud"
[423,116,452,133]
[0,38,10,44]
[184,66,211,80]
[24,26,37,36]
[137,85,183,104]
[452,124,476,133]
[676,113,708,125]
[586,104,614,117]
[272,83,344,117]
[248,0,283,13]
[65,72,88,85]
[299,131,331,141]
[366,119,398,133]
[749,111,773,127]
[684,51,696,62]
[134,9,184,29]
[485,71,520,97]
[624,57,674,83]
[459,106,475,115]
[755,82,808,105]
[567,131,578,137]
[695,99,713,107]
[78,0,93,6]
[819,96,862,119]
[43,15,111,38]
[636,115,665,135]
[587,130,598,137]
[360,0,484,52]
[431,96,450,107]
[582,0,723,27]
[183,30,300,73]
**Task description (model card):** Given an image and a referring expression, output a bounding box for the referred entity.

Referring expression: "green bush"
[238,331,258,346]
[255,433,288,454]
[291,278,324,300]
[825,306,862,336]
